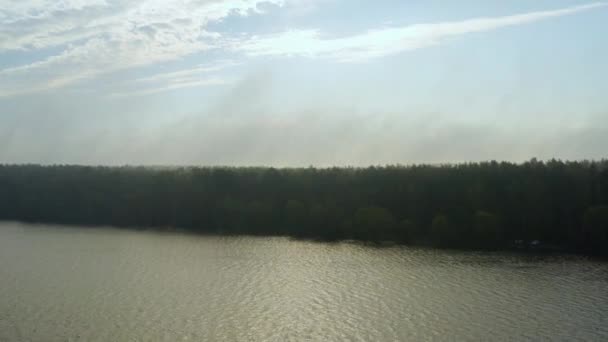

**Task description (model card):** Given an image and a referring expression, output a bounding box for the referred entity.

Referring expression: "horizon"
[1,157,607,170]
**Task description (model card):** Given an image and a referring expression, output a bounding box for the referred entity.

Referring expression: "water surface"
[1,222,607,341]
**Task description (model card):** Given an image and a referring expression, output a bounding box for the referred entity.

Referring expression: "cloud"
[132,60,239,84]
[109,77,232,98]
[237,2,608,62]
[1,1,605,99]
[3,106,606,166]
[1,70,606,165]
[0,0,285,97]
[0,0,285,51]
[103,60,239,98]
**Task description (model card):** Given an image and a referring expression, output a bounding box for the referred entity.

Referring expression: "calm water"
[1,222,608,341]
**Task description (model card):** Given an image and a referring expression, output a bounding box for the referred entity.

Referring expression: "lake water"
[1,222,607,341]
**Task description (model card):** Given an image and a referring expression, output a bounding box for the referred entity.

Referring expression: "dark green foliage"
[472,211,502,248]
[431,214,451,246]
[398,219,418,243]
[284,199,307,233]
[353,206,396,241]
[0,159,607,253]
[582,205,608,253]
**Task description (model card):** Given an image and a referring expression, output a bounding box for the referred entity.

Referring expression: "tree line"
[0,160,607,254]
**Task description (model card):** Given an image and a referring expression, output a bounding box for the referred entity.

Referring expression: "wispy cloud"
[0,0,284,97]
[133,61,239,84]
[0,1,605,99]
[102,60,239,98]
[237,2,608,62]
[109,78,232,99]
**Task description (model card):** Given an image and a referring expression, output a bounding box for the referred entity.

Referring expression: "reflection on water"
[1,222,607,341]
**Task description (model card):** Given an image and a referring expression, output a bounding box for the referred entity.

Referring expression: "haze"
[1,0,607,166]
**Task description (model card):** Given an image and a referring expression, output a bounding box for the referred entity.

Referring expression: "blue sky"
[0,0,607,165]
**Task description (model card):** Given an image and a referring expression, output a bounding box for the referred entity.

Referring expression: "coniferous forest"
[1,160,608,254]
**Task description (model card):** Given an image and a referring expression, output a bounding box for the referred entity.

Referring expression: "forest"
[0,159,607,254]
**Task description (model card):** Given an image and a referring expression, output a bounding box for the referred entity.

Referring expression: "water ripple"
[1,222,607,341]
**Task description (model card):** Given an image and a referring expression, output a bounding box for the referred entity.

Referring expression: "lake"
[1,222,607,341]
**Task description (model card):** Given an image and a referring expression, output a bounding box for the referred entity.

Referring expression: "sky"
[0,0,607,166]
